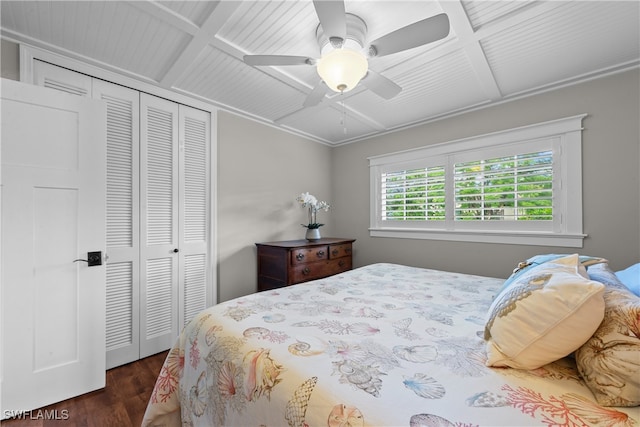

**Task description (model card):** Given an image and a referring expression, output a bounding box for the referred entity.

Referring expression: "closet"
[31,60,212,368]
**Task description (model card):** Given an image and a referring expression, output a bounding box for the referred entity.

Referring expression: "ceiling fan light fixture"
[316,48,368,93]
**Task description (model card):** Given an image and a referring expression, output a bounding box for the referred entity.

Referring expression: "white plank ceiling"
[1,0,638,145]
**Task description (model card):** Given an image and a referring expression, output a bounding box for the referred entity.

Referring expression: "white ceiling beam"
[273,93,387,132]
[158,1,242,88]
[126,1,199,35]
[439,0,502,101]
[474,1,567,41]
[209,35,316,96]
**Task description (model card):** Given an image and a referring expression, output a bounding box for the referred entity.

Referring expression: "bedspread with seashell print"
[142,263,639,427]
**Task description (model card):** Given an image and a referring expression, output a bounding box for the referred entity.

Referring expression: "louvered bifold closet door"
[30,60,212,364]
[93,80,141,369]
[178,106,211,330]
[33,60,92,96]
[140,94,180,358]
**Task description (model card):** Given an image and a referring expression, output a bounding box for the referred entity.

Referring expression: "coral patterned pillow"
[485,254,605,369]
[576,263,640,407]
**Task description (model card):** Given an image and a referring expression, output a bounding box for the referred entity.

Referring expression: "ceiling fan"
[243,0,450,107]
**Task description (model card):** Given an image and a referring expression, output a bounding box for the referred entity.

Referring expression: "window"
[382,166,446,221]
[369,115,587,247]
[454,151,553,222]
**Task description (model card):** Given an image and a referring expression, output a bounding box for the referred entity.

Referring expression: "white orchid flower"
[297,192,318,207]
[296,192,330,229]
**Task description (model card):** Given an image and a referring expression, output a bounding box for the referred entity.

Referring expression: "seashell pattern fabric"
[143,263,639,426]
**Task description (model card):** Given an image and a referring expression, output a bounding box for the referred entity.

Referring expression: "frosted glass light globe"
[317,48,368,93]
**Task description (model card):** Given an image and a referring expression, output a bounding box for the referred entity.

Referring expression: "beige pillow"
[485,254,605,369]
[575,263,640,406]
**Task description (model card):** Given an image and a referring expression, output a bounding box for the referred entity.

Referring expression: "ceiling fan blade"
[243,55,314,66]
[361,70,402,100]
[303,81,329,107]
[313,0,346,42]
[368,13,450,58]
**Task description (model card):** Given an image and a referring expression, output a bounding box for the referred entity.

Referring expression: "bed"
[142,259,639,426]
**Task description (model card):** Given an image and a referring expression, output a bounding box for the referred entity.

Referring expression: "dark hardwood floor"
[2,351,168,427]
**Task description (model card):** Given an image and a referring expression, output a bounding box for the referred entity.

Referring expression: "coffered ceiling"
[1,1,638,145]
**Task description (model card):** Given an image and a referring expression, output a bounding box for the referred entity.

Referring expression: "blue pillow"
[495,253,606,297]
[615,263,640,296]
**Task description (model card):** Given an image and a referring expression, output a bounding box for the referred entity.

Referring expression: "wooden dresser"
[255,238,355,292]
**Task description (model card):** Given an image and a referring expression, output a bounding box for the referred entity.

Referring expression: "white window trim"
[369,115,588,247]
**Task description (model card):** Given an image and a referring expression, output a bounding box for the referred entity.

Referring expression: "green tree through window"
[454,151,552,221]
[382,166,445,221]
[382,151,552,222]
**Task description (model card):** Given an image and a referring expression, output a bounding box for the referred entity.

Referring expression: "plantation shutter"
[139,93,180,358]
[454,151,553,221]
[381,166,446,222]
[370,116,583,246]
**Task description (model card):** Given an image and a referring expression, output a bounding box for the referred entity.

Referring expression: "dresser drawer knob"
[339,260,345,267]
[332,249,339,256]
[317,250,325,257]
[296,253,305,261]
[302,267,311,275]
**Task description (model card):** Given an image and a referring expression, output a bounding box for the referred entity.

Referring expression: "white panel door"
[140,93,179,358]
[1,78,106,414]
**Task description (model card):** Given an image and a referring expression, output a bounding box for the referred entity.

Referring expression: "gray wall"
[332,69,640,279]
[217,111,333,301]
[3,37,638,300]
[1,39,20,81]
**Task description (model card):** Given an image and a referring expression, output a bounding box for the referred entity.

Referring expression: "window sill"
[369,228,586,248]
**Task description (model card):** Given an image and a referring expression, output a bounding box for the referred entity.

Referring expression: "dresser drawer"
[329,243,352,259]
[291,245,328,265]
[291,257,352,283]
[256,238,355,292]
